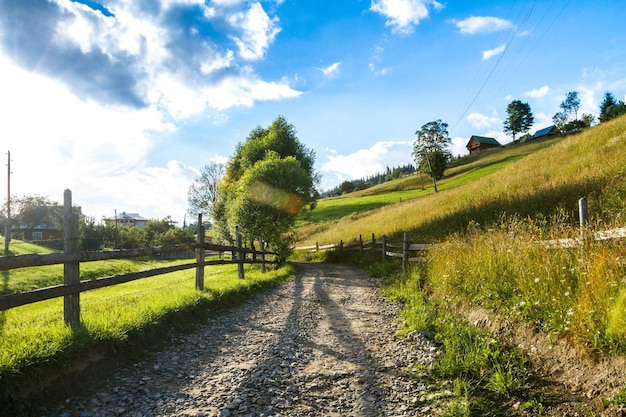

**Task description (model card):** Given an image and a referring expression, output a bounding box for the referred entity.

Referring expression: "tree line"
[324,163,416,197]
[0,194,194,252]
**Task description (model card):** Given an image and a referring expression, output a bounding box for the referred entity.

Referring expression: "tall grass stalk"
[426,218,626,353]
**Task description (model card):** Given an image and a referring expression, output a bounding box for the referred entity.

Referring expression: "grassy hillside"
[297,116,626,245]
[297,137,561,228]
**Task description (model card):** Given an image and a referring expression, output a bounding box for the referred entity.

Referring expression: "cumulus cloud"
[321,141,413,189]
[228,3,281,60]
[0,0,296,114]
[0,0,299,224]
[454,16,514,35]
[524,85,551,99]
[482,44,506,60]
[370,0,442,35]
[467,111,501,129]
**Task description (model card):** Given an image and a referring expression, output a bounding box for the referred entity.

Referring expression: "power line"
[451,1,538,132]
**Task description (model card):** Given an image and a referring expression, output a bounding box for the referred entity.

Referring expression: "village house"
[465,135,502,154]
[10,223,62,241]
[532,125,557,140]
[104,212,150,228]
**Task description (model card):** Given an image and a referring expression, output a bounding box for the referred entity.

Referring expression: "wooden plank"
[408,243,433,250]
[63,189,80,326]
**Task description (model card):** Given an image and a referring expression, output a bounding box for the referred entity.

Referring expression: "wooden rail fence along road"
[295,198,626,271]
[0,189,278,326]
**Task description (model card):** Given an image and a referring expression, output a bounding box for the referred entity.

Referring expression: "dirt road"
[40,262,437,417]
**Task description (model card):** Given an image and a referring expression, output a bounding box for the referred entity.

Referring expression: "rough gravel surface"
[39,263,438,417]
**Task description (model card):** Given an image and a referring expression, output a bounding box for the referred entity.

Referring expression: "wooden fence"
[295,198,626,271]
[295,232,431,271]
[0,190,278,326]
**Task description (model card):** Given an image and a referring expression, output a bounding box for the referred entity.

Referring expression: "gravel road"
[41,262,438,417]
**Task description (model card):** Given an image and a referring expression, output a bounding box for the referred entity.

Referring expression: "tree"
[212,116,318,258]
[417,150,450,181]
[187,162,225,220]
[599,92,626,123]
[503,100,534,142]
[337,180,355,195]
[412,119,451,193]
[560,91,581,121]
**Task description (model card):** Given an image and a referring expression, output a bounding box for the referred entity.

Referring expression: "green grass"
[296,117,626,246]
[296,137,559,229]
[0,241,296,406]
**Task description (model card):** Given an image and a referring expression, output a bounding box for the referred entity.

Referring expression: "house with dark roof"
[104,212,150,228]
[532,125,557,140]
[466,135,502,154]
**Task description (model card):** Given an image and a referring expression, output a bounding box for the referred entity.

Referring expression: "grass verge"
[0,262,296,413]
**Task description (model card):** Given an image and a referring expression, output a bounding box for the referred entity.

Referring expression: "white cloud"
[455,16,514,35]
[451,136,469,158]
[319,62,341,78]
[482,44,505,60]
[228,3,281,60]
[524,85,551,99]
[0,56,197,223]
[321,141,413,189]
[370,0,439,35]
[467,111,501,129]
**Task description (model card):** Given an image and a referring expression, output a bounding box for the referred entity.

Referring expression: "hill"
[296,116,626,245]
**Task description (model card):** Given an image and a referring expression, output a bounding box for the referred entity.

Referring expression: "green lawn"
[0,240,296,400]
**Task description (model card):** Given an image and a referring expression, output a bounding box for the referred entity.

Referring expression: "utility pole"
[5,150,11,255]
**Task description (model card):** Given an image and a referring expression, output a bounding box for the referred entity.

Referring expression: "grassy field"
[296,117,626,246]
[0,240,295,405]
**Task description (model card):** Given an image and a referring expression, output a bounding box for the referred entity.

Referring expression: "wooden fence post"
[371,233,375,253]
[315,242,319,252]
[402,232,408,272]
[340,240,343,250]
[359,234,363,252]
[381,235,387,261]
[260,237,266,273]
[579,197,588,241]
[236,226,244,279]
[63,189,80,326]
[195,214,205,290]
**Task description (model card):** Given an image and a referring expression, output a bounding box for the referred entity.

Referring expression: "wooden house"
[466,135,502,154]
[532,125,557,140]
[11,223,62,241]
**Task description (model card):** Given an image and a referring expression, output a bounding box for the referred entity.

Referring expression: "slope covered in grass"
[297,116,626,245]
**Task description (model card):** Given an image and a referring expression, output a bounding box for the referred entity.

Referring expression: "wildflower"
[564,291,570,297]
[534,278,540,283]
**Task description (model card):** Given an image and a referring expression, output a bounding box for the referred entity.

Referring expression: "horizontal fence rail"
[0,190,279,325]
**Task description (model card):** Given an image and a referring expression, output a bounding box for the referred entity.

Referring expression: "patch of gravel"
[37,263,439,417]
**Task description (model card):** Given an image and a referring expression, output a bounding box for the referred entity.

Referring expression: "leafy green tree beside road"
[212,116,318,258]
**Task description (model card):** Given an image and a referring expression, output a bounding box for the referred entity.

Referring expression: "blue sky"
[1,0,625,225]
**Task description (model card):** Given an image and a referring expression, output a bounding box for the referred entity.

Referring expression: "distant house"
[466,135,502,154]
[532,125,557,140]
[105,212,150,228]
[11,223,62,241]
